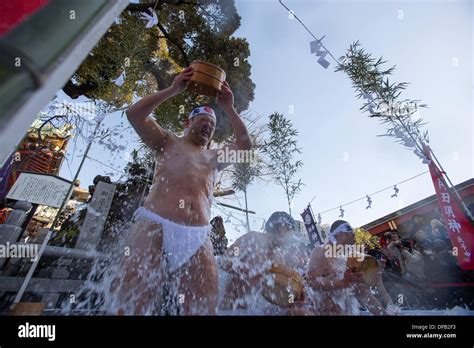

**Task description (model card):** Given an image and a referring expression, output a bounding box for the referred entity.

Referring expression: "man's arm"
[215,81,253,170]
[125,67,193,150]
[224,107,253,151]
[306,246,367,291]
[306,248,356,291]
[220,232,261,275]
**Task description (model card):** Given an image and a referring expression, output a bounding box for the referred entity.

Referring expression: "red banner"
[423,144,474,270]
[0,0,49,37]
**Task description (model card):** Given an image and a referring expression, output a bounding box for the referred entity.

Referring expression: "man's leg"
[177,238,218,315]
[109,216,166,315]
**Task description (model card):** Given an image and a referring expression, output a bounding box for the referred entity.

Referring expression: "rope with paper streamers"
[278,0,433,166]
[279,0,339,68]
[316,171,429,222]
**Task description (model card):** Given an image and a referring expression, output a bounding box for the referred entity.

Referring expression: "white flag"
[140,7,159,29]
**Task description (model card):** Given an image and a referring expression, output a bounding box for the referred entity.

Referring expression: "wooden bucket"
[187,60,226,97]
[9,302,46,316]
[346,254,379,286]
[262,264,304,308]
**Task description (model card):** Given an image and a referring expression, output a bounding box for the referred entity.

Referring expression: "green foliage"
[230,131,263,193]
[335,41,429,159]
[262,112,303,216]
[64,1,255,142]
[50,207,87,248]
[51,149,154,249]
[354,227,380,251]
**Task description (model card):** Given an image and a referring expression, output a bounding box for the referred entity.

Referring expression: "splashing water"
[62,215,194,315]
[60,210,305,315]
[58,208,471,316]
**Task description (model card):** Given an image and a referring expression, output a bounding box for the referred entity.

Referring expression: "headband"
[328,222,353,244]
[188,106,216,120]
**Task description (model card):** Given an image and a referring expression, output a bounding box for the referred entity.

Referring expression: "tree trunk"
[244,188,250,232]
[285,184,292,216]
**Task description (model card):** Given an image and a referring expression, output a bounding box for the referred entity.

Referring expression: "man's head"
[329,220,355,245]
[184,106,216,146]
[414,229,427,242]
[391,230,400,241]
[210,217,226,239]
[413,215,424,225]
[430,219,443,229]
[210,216,225,233]
[402,240,413,251]
[265,211,295,235]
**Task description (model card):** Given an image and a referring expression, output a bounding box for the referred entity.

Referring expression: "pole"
[217,202,255,214]
[13,229,52,304]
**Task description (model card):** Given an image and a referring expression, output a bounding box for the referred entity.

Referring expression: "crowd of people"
[209,211,469,314]
[376,214,466,308]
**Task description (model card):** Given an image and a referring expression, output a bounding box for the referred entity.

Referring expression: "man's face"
[336,232,355,246]
[188,114,216,146]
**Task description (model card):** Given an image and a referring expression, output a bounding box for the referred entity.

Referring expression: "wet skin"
[111,68,252,315]
[220,229,309,312]
[143,115,217,226]
[306,233,388,315]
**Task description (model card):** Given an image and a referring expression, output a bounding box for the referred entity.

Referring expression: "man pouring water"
[109,65,252,315]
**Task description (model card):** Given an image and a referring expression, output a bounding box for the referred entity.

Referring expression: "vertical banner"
[301,204,322,247]
[423,144,474,270]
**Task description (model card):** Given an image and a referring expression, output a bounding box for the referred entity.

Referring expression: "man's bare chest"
[155,141,216,177]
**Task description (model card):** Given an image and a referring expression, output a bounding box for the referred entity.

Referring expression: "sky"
[56,0,473,244]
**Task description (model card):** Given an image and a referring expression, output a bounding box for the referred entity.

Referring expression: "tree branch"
[143,60,167,90]
[36,115,68,144]
[156,22,190,66]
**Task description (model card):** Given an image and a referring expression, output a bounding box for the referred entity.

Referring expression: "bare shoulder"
[308,245,329,269]
[233,231,264,247]
[155,132,178,154]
